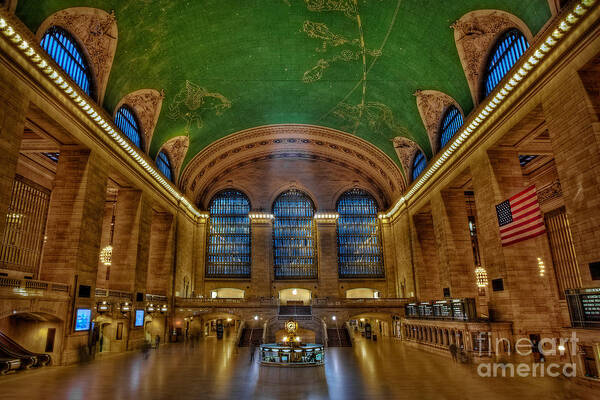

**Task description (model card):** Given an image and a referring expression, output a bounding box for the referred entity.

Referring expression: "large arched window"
[40,26,94,98]
[483,29,529,98]
[337,189,384,278]
[206,190,251,278]
[115,105,143,149]
[156,151,173,181]
[273,190,316,279]
[412,150,426,182]
[439,106,463,149]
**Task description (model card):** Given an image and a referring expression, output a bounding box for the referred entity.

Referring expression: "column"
[316,218,338,298]
[543,70,600,287]
[0,72,29,244]
[470,148,560,332]
[109,189,152,295]
[250,217,273,299]
[430,189,478,299]
[390,211,416,298]
[39,147,108,364]
[174,212,196,298]
[192,217,207,297]
[40,148,108,286]
[147,212,175,296]
[411,211,442,301]
[380,219,399,297]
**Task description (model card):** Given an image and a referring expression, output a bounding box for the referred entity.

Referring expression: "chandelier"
[100,244,113,266]
[100,201,116,266]
[475,266,488,288]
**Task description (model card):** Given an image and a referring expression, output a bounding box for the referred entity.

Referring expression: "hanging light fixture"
[100,201,116,267]
[475,266,488,288]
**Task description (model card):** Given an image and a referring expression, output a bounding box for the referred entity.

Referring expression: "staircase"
[238,328,263,347]
[327,328,352,347]
[278,305,312,316]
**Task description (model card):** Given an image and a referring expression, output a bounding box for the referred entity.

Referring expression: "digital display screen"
[134,309,145,327]
[75,308,91,331]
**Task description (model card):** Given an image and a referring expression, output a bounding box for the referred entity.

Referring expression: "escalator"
[0,331,51,374]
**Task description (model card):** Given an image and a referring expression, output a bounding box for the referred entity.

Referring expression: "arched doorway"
[278,288,311,305]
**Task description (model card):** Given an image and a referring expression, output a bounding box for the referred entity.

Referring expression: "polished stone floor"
[0,334,595,400]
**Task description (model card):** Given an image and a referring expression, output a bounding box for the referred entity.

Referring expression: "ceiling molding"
[180,124,405,208]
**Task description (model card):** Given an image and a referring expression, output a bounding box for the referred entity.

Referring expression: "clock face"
[286,320,297,334]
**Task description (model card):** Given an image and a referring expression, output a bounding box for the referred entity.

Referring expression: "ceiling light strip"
[0,14,202,218]
[380,0,596,219]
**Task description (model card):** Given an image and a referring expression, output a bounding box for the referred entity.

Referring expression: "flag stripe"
[501,221,545,241]
[500,214,544,234]
[509,206,540,223]
[510,191,537,209]
[502,227,546,246]
[510,185,535,201]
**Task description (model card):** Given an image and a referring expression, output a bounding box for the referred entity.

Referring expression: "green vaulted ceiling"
[16,0,551,169]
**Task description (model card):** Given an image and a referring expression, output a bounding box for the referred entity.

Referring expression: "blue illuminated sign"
[134,309,145,327]
[75,308,91,332]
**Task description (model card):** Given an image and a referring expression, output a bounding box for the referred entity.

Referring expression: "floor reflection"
[0,336,595,400]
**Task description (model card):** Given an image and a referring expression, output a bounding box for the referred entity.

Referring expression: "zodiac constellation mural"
[301,0,407,139]
[168,80,231,134]
[333,102,410,139]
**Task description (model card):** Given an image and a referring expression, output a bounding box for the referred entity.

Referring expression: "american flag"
[495,185,546,246]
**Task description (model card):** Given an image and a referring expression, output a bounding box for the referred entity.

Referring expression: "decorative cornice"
[180,124,406,207]
[158,135,189,184]
[392,136,423,183]
[452,9,533,105]
[115,88,164,153]
[414,90,462,155]
[36,7,118,104]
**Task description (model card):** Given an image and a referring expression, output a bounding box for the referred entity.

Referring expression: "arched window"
[483,29,529,98]
[337,189,384,278]
[156,151,172,181]
[40,26,94,98]
[412,151,426,182]
[206,190,251,278]
[273,190,316,279]
[439,106,463,149]
[114,105,143,149]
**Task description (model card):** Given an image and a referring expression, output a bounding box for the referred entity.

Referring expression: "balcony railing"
[0,277,69,295]
[95,288,133,300]
[174,296,408,309]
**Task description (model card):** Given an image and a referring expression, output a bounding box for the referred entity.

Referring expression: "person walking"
[155,335,160,350]
[249,342,256,363]
[449,343,458,362]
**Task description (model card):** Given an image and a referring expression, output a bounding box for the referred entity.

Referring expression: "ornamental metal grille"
[40,26,94,98]
[483,29,529,98]
[156,151,173,181]
[206,190,251,278]
[115,105,143,149]
[439,106,463,149]
[0,175,50,274]
[337,189,384,278]
[412,151,426,181]
[273,190,316,279]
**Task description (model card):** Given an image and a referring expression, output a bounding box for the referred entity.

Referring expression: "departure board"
[418,303,433,317]
[433,301,452,319]
[405,303,418,317]
[581,293,600,321]
[566,287,600,328]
